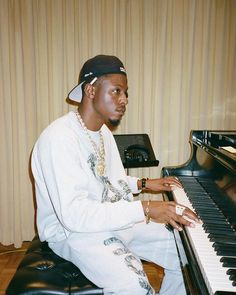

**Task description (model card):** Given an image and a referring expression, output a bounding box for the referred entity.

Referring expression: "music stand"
[114,134,159,170]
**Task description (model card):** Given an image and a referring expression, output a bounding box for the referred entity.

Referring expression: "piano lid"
[191,130,236,173]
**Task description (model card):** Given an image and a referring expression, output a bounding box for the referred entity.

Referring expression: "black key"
[220,257,236,268]
[214,242,236,249]
[227,269,236,276]
[203,224,233,231]
[228,274,236,285]
[205,228,235,235]
[214,243,236,253]
[209,233,236,239]
[210,236,236,244]
[216,249,236,256]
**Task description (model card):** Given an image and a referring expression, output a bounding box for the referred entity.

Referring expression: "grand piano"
[162,130,236,295]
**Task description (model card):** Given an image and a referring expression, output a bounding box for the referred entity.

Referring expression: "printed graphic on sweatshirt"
[104,237,131,255]
[139,277,155,295]
[124,255,154,294]
[88,153,132,203]
[104,237,155,295]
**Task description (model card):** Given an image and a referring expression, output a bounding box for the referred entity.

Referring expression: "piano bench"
[6,235,103,295]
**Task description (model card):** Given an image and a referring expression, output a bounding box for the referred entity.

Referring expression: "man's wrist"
[138,178,149,190]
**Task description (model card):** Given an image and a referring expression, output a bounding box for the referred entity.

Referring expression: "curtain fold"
[0,0,235,246]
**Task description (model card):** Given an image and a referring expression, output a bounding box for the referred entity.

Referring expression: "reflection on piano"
[162,130,236,295]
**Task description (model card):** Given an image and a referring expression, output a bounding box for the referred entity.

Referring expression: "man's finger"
[184,210,201,223]
[169,219,183,231]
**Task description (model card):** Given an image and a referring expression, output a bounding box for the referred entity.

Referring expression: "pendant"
[97,162,105,176]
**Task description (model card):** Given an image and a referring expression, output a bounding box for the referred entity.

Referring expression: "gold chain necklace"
[76,111,105,176]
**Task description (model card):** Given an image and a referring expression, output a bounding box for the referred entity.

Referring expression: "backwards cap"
[68,55,126,102]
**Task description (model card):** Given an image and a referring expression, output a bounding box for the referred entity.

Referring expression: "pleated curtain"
[0,0,235,246]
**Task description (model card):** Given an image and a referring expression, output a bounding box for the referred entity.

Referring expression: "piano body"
[162,130,236,295]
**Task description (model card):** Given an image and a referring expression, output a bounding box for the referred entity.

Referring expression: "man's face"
[93,74,128,126]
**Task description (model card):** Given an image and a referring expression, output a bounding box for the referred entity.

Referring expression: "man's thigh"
[50,231,155,295]
[116,221,180,271]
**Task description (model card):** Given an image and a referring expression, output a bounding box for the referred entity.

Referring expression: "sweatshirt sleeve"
[31,128,145,236]
[126,175,142,194]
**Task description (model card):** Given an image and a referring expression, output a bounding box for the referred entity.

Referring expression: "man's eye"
[112,88,120,94]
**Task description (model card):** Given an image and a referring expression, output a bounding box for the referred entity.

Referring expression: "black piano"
[162,130,236,295]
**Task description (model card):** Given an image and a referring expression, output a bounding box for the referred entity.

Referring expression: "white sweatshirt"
[31,111,145,243]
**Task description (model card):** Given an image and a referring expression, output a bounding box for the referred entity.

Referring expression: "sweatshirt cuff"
[127,176,142,194]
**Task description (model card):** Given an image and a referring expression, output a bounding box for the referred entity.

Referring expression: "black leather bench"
[6,235,103,294]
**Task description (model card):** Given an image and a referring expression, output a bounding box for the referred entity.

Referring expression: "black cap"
[68,55,126,102]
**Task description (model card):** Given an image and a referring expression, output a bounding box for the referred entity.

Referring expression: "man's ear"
[84,83,96,99]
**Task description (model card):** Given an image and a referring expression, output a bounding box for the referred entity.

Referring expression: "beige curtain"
[0,0,235,246]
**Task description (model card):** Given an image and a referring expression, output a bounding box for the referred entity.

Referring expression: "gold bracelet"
[145,200,151,224]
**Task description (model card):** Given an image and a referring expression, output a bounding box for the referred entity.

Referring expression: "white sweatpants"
[49,221,186,295]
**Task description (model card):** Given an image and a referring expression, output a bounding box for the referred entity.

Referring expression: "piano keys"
[162,130,236,295]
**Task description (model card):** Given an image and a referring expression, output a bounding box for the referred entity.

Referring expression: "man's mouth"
[116,107,126,115]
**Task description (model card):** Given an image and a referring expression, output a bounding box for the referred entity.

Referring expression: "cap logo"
[84,72,93,77]
[120,67,126,73]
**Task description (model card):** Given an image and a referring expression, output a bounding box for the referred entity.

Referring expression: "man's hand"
[142,200,201,231]
[144,177,182,192]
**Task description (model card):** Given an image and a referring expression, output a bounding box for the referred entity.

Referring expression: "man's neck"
[77,107,103,131]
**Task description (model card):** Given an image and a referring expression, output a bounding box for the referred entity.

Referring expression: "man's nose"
[120,92,128,105]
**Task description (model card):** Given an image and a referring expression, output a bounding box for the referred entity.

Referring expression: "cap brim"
[68,81,84,102]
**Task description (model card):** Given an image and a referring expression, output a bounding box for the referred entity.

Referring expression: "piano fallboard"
[162,130,236,295]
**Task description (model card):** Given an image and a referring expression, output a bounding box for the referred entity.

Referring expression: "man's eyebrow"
[113,83,128,90]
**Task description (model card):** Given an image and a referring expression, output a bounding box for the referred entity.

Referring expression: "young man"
[31,55,199,295]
